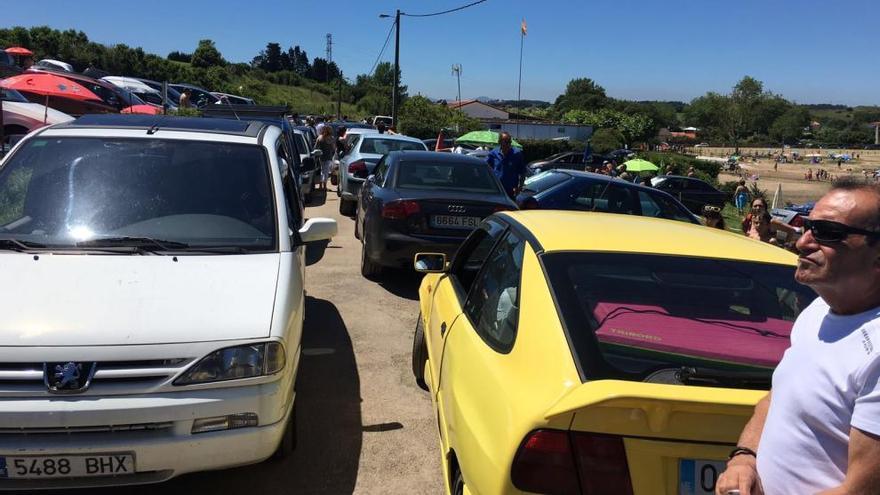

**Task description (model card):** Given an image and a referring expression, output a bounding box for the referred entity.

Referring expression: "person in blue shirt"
[486,132,526,198]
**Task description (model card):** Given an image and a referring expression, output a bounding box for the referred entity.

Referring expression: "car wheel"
[412,314,429,391]
[360,236,382,280]
[339,198,356,216]
[452,469,466,495]
[272,402,297,460]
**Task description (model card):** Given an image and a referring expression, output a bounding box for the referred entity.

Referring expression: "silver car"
[337,134,427,216]
[293,130,318,203]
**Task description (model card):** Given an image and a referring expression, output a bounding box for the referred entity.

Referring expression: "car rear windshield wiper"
[76,236,190,252]
[678,366,772,388]
[0,238,47,251]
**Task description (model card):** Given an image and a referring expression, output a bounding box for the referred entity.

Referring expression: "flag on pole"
[521,18,527,36]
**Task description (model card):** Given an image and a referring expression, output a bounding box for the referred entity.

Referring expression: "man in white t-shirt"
[717,179,880,495]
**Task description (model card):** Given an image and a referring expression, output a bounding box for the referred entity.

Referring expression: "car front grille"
[0,359,193,397]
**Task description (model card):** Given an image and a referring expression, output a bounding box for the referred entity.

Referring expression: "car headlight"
[174,342,286,385]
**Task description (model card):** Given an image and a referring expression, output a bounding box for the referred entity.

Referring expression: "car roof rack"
[202,105,290,120]
[63,114,266,137]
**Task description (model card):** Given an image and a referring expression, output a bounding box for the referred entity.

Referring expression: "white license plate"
[679,459,727,495]
[0,454,135,479]
[430,215,481,229]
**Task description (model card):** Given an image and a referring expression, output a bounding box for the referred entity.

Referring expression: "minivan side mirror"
[413,253,448,273]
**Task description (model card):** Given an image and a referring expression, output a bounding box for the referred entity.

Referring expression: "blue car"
[516,170,699,224]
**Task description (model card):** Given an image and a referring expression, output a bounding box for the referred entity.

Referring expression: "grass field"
[229,76,360,116]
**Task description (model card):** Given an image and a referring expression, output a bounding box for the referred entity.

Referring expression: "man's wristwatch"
[728,446,757,460]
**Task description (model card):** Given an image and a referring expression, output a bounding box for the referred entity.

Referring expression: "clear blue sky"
[5,0,878,105]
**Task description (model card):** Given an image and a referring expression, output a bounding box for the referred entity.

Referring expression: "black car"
[516,170,698,224]
[169,83,219,107]
[356,151,517,278]
[527,151,607,175]
[649,175,727,214]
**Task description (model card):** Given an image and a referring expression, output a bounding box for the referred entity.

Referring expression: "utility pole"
[337,76,343,120]
[391,9,401,128]
[325,33,333,63]
[452,64,462,109]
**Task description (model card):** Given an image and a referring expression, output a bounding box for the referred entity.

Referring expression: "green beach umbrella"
[456,130,523,148]
[622,158,659,173]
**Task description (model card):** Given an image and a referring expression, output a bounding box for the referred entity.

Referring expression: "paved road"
[124,188,444,494]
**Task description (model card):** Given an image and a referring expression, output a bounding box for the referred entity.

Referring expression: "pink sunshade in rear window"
[593,302,793,368]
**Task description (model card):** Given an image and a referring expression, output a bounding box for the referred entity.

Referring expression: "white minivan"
[0,114,336,489]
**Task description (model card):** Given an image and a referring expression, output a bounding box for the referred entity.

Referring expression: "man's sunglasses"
[803,218,880,243]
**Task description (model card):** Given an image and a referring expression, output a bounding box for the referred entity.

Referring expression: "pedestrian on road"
[716,178,880,495]
[315,125,336,191]
[735,180,750,215]
[486,131,526,199]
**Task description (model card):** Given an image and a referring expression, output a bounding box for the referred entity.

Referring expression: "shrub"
[517,139,574,163]
[638,151,721,182]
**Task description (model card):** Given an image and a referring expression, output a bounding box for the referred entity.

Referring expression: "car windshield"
[0,88,29,102]
[0,51,13,66]
[359,138,426,154]
[0,137,276,251]
[543,252,817,389]
[395,160,502,193]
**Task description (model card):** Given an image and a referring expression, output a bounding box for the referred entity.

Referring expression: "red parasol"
[121,104,162,115]
[0,73,101,101]
[4,46,33,56]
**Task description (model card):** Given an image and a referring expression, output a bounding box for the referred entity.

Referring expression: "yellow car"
[411,210,816,495]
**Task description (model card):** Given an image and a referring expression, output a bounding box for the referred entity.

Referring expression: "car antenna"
[224,96,240,120]
[146,123,160,135]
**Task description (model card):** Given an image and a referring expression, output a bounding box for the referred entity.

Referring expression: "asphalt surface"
[116,188,445,494]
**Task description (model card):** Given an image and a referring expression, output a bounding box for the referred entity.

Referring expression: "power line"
[369,21,395,76]
[403,0,488,18]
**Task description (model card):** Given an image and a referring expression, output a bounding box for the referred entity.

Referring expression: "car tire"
[412,314,429,391]
[272,401,297,460]
[339,198,356,216]
[360,236,382,280]
[452,469,466,495]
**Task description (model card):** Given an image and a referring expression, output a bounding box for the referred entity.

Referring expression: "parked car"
[1,87,74,139]
[370,115,393,127]
[517,170,699,224]
[337,133,427,215]
[212,92,256,105]
[169,83,219,107]
[356,151,516,278]
[293,125,316,149]
[33,59,74,72]
[650,175,727,213]
[0,114,337,488]
[103,76,175,109]
[411,210,816,495]
[23,68,156,115]
[526,151,600,175]
[130,77,184,106]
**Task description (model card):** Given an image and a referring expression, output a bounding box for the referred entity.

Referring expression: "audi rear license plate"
[0,454,135,479]
[430,215,481,229]
[679,459,727,495]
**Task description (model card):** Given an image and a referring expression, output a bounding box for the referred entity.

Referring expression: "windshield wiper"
[0,238,47,251]
[678,366,772,388]
[76,236,190,252]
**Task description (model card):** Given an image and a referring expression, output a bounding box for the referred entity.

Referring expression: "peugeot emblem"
[448,205,467,214]
[44,362,97,394]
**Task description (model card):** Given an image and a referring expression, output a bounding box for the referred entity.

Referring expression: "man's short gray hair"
[829,177,880,231]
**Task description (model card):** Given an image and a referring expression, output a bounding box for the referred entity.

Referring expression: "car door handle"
[440,322,447,336]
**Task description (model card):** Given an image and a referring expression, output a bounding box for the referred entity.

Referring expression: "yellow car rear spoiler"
[545,380,766,421]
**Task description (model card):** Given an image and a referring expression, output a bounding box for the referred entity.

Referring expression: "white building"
[482,120,593,142]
